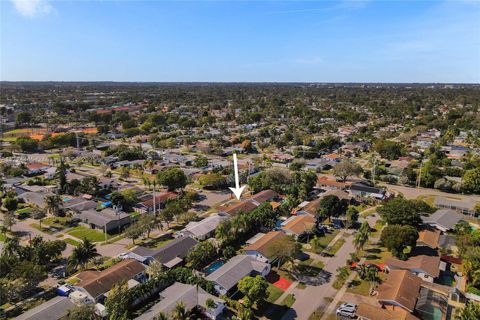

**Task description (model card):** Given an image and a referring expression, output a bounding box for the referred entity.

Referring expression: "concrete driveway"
[280,214,379,320]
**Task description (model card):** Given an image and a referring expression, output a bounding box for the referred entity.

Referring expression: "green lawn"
[67,226,112,242]
[326,238,345,255]
[0,233,6,242]
[347,273,387,296]
[266,284,284,303]
[280,294,295,307]
[15,207,33,215]
[64,238,81,246]
[304,230,340,254]
[30,223,55,234]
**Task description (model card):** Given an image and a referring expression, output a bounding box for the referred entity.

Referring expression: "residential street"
[280,214,379,319]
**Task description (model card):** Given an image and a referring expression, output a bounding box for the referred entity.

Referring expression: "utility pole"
[372,156,376,185]
[417,161,423,188]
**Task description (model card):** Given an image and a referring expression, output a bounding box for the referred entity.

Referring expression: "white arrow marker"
[229,153,246,200]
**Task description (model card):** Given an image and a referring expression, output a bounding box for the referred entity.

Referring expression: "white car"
[336,303,357,318]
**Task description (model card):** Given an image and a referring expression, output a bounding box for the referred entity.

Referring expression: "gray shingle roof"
[422,209,465,230]
[131,236,198,265]
[183,215,227,238]
[13,296,75,320]
[206,255,269,291]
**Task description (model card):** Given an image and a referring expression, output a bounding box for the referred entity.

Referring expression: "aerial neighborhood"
[1,83,480,320]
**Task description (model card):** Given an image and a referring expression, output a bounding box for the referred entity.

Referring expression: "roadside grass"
[370,220,385,238]
[347,273,387,296]
[0,233,6,242]
[360,207,377,218]
[266,284,284,304]
[64,238,81,246]
[15,207,33,215]
[67,226,112,242]
[66,277,80,285]
[417,195,436,207]
[332,269,351,290]
[30,223,55,235]
[280,294,295,307]
[361,245,392,263]
[304,230,339,254]
[325,238,345,256]
[135,235,173,249]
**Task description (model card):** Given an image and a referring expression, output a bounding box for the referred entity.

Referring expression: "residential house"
[18,190,54,209]
[296,198,322,217]
[356,303,419,320]
[178,215,228,240]
[74,208,131,233]
[319,189,353,202]
[385,255,442,282]
[417,230,441,249]
[317,176,350,190]
[218,200,258,217]
[422,209,466,232]
[434,197,478,216]
[25,162,50,175]
[133,191,177,214]
[135,282,225,320]
[246,189,280,206]
[378,270,422,314]
[281,215,316,240]
[63,197,98,214]
[350,183,387,200]
[121,236,198,268]
[72,259,146,303]
[244,231,288,264]
[13,296,76,320]
[206,255,271,295]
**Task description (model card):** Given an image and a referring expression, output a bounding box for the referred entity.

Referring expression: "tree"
[193,155,208,168]
[266,236,299,268]
[455,302,480,320]
[377,197,422,227]
[146,260,165,279]
[462,168,480,194]
[57,157,67,193]
[319,195,348,221]
[353,221,371,251]
[45,194,62,216]
[374,140,404,160]
[15,111,32,126]
[32,209,46,230]
[333,160,363,182]
[157,167,188,192]
[67,239,99,271]
[125,223,144,244]
[171,302,190,320]
[139,214,156,238]
[198,173,227,190]
[65,305,99,320]
[345,206,359,228]
[15,136,39,153]
[186,241,217,270]
[105,280,131,320]
[238,275,269,307]
[2,196,18,212]
[2,211,16,232]
[380,225,418,259]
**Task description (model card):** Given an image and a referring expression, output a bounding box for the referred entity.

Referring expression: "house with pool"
[206,255,271,296]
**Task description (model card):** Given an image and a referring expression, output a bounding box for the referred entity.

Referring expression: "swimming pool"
[204,260,225,275]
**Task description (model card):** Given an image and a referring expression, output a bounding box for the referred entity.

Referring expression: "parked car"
[336,303,357,318]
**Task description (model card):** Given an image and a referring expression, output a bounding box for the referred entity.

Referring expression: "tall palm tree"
[45,194,62,216]
[353,221,370,251]
[364,266,379,295]
[68,238,99,271]
[171,302,189,320]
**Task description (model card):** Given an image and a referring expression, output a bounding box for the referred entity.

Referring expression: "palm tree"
[45,194,62,216]
[68,238,99,271]
[353,221,370,251]
[364,266,379,295]
[171,302,189,320]
[153,313,168,320]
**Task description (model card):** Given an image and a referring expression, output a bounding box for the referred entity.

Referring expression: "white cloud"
[10,0,54,18]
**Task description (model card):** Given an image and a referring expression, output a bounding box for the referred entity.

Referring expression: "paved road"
[381,183,480,201]
[11,219,74,257]
[281,214,379,320]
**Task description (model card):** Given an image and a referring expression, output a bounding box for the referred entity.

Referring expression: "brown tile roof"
[282,215,316,235]
[302,199,322,215]
[76,259,145,299]
[356,303,419,320]
[378,270,422,312]
[244,231,287,258]
[221,201,258,216]
[317,176,350,188]
[320,189,353,201]
[417,230,441,249]
[141,191,177,208]
[248,189,279,204]
[385,255,441,278]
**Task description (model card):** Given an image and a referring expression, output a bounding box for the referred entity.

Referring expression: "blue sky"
[1,0,479,82]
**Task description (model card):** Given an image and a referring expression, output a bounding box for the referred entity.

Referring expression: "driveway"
[281,214,379,319]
